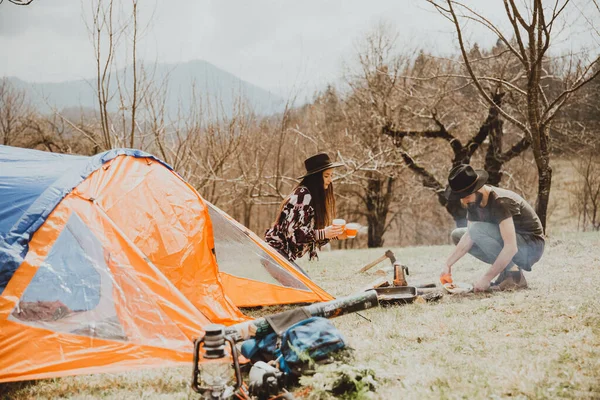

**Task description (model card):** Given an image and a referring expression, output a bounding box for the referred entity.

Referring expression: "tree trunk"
[535,156,552,233]
[367,217,386,247]
[365,175,394,248]
[243,201,253,231]
[484,112,504,187]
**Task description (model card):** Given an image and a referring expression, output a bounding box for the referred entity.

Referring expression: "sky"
[1,0,599,97]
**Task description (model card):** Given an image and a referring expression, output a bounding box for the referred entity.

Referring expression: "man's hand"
[474,276,491,292]
[440,265,452,281]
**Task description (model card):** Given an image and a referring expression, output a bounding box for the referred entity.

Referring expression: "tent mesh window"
[9,213,127,341]
[207,206,309,291]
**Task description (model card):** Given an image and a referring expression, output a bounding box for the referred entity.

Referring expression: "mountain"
[5,60,285,117]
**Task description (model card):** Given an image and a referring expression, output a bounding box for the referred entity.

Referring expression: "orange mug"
[345,223,360,238]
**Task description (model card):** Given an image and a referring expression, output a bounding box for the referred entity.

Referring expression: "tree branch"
[439,0,530,136]
[501,136,531,162]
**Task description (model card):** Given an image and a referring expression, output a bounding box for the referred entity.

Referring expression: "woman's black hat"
[298,153,343,179]
[444,164,488,200]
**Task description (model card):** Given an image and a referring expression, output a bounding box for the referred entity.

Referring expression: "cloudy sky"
[1,0,598,96]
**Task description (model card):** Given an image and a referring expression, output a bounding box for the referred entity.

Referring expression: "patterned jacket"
[265,186,330,261]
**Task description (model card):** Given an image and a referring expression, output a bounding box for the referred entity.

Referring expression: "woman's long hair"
[273,171,336,229]
[301,172,336,229]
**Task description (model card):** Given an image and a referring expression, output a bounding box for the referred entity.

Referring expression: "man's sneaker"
[497,270,528,291]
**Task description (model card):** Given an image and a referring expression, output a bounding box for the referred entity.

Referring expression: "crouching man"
[441,164,545,292]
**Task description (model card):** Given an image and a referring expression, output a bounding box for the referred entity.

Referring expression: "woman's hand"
[324,225,344,239]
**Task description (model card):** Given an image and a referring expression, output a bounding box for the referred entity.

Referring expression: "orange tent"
[0,146,331,383]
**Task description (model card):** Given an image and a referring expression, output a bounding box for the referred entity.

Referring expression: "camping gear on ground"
[414,282,437,288]
[195,291,371,400]
[359,277,391,292]
[359,249,397,273]
[359,250,414,288]
[372,286,417,305]
[417,290,444,302]
[0,145,333,383]
[442,282,474,294]
[279,317,346,375]
[393,262,409,286]
[248,361,289,400]
[439,272,473,294]
[360,265,441,304]
[358,252,437,304]
[198,292,370,399]
[225,290,379,342]
[192,324,243,399]
[240,317,346,376]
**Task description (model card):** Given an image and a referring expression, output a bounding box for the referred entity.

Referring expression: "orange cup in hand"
[332,219,346,229]
[345,223,360,238]
[332,219,345,237]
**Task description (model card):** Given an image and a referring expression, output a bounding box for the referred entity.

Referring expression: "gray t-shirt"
[467,187,544,242]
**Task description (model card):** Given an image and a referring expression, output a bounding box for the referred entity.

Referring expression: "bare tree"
[342,26,531,227]
[22,113,90,154]
[384,85,531,225]
[180,96,249,206]
[427,0,600,231]
[571,152,600,231]
[83,0,152,150]
[85,0,120,149]
[333,24,408,247]
[0,79,31,146]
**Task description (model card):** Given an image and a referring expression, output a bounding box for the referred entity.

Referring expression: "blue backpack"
[241,317,346,375]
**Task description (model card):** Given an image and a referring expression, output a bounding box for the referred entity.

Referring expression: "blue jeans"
[451,222,544,272]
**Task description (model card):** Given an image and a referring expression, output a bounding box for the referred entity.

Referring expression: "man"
[441,164,545,292]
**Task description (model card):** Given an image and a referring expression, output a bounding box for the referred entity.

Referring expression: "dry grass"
[303,231,600,399]
[2,231,599,400]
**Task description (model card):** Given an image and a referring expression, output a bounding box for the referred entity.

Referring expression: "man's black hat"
[298,153,343,179]
[444,164,488,200]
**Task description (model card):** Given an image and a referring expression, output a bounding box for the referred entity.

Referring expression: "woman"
[265,153,346,263]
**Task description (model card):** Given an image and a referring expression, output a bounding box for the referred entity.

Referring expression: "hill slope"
[5,60,285,117]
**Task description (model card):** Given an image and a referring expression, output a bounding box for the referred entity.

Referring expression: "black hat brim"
[297,162,343,180]
[444,170,489,200]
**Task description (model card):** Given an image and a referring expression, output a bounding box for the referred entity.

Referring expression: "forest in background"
[2,0,599,248]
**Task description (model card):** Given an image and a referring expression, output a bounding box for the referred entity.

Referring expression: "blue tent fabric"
[0,145,173,294]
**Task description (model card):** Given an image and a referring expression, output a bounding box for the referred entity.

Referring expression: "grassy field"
[2,231,599,399]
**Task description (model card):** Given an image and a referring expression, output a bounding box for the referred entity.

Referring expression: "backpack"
[279,317,346,375]
[241,317,345,376]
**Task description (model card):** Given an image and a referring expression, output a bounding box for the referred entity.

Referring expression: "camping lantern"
[192,324,242,399]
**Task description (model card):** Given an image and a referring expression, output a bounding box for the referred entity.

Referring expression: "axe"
[359,249,397,273]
